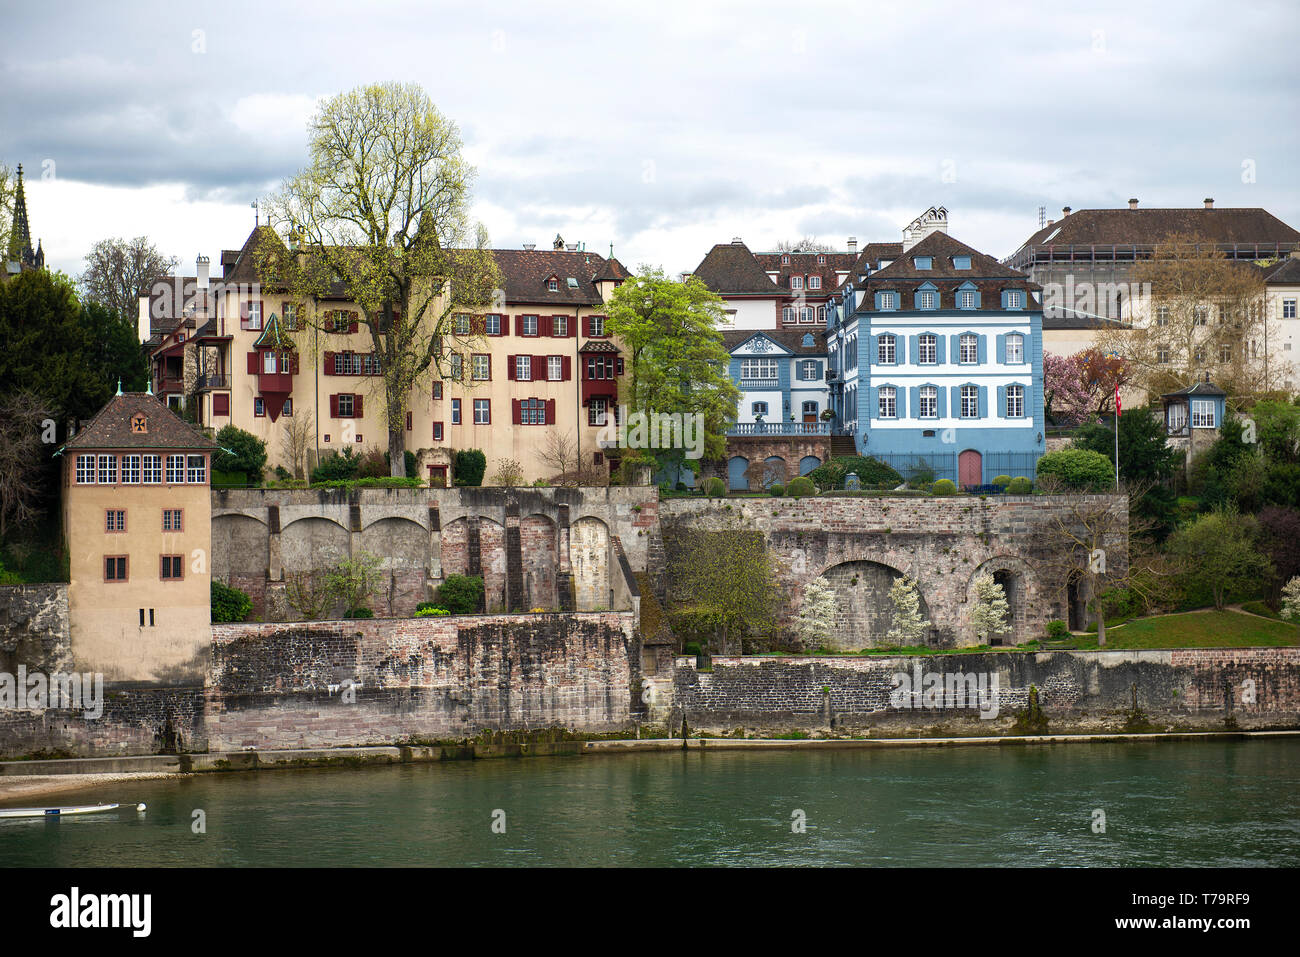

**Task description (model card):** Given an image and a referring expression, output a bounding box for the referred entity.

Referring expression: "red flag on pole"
[1114,384,1122,418]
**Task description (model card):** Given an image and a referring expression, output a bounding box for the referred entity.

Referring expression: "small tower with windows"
[1161,375,1226,468]
[61,393,217,682]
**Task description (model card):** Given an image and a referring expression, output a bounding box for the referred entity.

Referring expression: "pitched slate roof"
[693,242,780,295]
[65,393,218,451]
[1162,380,1227,398]
[1015,207,1300,250]
[751,250,857,294]
[868,231,1025,281]
[593,257,631,283]
[490,248,618,305]
[723,328,827,356]
[1264,256,1300,284]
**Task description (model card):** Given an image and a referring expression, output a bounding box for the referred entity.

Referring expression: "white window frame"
[97,454,117,485]
[523,315,539,336]
[186,454,206,484]
[454,314,471,335]
[960,334,978,364]
[878,386,897,419]
[143,455,162,484]
[791,276,803,291]
[960,290,975,309]
[919,334,937,364]
[165,454,185,484]
[548,356,563,381]
[800,360,819,380]
[960,385,978,418]
[921,291,936,309]
[337,394,354,418]
[485,314,501,335]
[472,354,490,380]
[473,398,490,425]
[1283,299,1297,319]
[1006,333,1024,364]
[878,334,896,365]
[1006,384,1024,417]
[782,306,794,323]
[589,316,605,336]
[809,276,821,290]
[740,358,778,381]
[76,454,95,484]
[553,316,567,336]
[515,355,532,381]
[919,386,937,418]
[121,454,140,484]
[1192,399,1216,428]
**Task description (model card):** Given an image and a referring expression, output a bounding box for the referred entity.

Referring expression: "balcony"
[738,379,780,390]
[196,374,230,391]
[727,421,831,437]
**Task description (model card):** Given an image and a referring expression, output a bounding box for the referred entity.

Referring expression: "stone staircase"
[830,434,858,458]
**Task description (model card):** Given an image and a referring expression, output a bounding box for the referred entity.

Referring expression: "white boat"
[0,802,145,819]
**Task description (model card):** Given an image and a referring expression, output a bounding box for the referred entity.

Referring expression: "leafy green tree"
[81,301,149,393]
[806,455,901,491]
[259,82,500,477]
[453,449,486,487]
[1075,406,1180,483]
[1166,509,1272,610]
[327,550,384,616]
[211,581,253,623]
[438,574,484,614]
[1281,576,1300,623]
[1259,507,1300,606]
[605,267,740,473]
[214,425,268,483]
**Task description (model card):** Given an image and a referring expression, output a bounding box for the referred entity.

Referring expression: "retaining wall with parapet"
[657,495,1127,649]
[207,611,638,751]
[668,647,1300,735]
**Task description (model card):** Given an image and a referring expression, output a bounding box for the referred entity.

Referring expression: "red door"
[958,450,982,488]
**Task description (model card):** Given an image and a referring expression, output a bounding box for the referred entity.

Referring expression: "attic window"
[131,414,148,434]
[817,255,826,264]
[914,257,932,270]
[953,256,971,270]
[781,255,790,264]
[801,333,815,347]
[547,278,558,292]
[566,277,578,288]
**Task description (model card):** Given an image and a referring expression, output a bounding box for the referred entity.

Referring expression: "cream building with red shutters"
[143,229,632,484]
[61,392,217,683]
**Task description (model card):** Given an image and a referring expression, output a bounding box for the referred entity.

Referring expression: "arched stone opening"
[819,560,930,651]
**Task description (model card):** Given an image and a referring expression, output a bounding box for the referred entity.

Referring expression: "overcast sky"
[3,0,1298,281]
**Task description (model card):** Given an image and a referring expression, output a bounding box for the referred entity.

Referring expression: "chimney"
[732,236,743,245]
[1128,198,1139,210]
[847,237,857,254]
[1204,197,1215,209]
[522,243,536,251]
[565,243,579,251]
[679,272,692,283]
[196,255,210,290]
[1062,206,1071,217]
[1046,219,1054,229]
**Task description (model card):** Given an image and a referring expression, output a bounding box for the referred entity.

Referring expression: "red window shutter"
[247,351,258,374]
[514,315,522,336]
[329,394,339,418]
[562,356,572,380]
[582,316,591,337]
[568,317,577,337]
[324,352,335,375]
[353,395,363,418]
[213,393,229,416]
[532,355,545,380]
[349,311,359,334]
[545,398,555,425]
[240,301,250,329]
[541,316,553,337]
[512,399,521,425]
[507,355,515,380]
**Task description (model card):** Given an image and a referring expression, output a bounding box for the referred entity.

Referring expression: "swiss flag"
[1115,384,1122,418]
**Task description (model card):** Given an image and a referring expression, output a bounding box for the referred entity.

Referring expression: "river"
[3,740,1297,866]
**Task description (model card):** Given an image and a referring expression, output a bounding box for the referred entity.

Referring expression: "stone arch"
[360,517,428,616]
[820,559,930,651]
[521,513,558,610]
[441,517,472,578]
[727,456,749,491]
[967,556,1037,645]
[280,517,350,574]
[212,513,268,581]
[763,455,787,486]
[799,455,821,476]
[570,516,610,611]
[478,517,507,611]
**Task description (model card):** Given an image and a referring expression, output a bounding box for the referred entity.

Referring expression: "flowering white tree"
[885,576,930,645]
[1281,576,1300,623]
[796,576,837,648]
[969,574,1010,643]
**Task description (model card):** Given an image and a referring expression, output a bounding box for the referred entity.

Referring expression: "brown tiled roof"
[491,248,613,305]
[752,250,857,295]
[593,257,631,282]
[579,340,621,353]
[65,393,218,451]
[1264,256,1300,284]
[1015,207,1300,250]
[692,242,779,295]
[723,328,826,355]
[869,232,1025,281]
[221,225,288,284]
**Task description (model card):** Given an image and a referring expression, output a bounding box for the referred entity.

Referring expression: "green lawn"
[1070,609,1300,650]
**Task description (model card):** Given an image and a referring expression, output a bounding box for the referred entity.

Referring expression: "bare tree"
[280,408,316,479]
[774,236,836,253]
[79,236,179,323]
[537,429,580,485]
[0,391,47,539]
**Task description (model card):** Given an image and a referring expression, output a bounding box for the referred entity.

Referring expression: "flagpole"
[1113,383,1120,490]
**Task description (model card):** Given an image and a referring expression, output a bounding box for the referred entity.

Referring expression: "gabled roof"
[692,242,779,295]
[65,393,218,451]
[221,225,288,284]
[593,257,631,283]
[579,339,620,354]
[722,327,826,356]
[253,312,296,350]
[1015,207,1300,250]
[1263,256,1300,285]
[752,250,857,293]
[1162,380,1227,399]
[491,248,613,305]
[868,231,1026,282]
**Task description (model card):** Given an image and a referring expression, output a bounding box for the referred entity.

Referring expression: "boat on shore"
[0,802,145,819]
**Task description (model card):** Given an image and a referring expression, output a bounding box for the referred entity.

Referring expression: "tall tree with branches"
[258,82,500,476]
[79,236,178,326]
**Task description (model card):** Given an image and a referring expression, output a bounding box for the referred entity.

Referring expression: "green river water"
[2,740,1297,867]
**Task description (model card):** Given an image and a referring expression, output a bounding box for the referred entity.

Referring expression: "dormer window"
[817,255,826,264]
[808,276,821,290]
[131,414,148,434]
[953,256,971,270]
[781,255,790,265]
[566,277,578,288]
[914,257,932,270]
[547,278,558,292]
[791,276,803,291]
[801,333,815,347]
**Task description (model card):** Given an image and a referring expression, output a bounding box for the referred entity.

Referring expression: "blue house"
[825,230,1045,486]
[721,328,836,489]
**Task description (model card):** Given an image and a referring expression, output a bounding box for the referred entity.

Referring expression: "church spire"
[7,163,35,266]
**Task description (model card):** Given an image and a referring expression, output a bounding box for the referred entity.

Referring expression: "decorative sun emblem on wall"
[131,414,148,434]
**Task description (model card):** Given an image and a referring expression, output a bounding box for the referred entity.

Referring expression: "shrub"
[311,447,361,483]
[490,458,525,487]
[385,449,419,478]
[343,607,374,619]
[214,425,268,484]
[274,465,293,481]
[0,558,21,585]
[931,478,957,495]
[1006,476,1033,494]
[807,455,902,491]
[992,475,1012,488]
[414,607,450,618]
[704,477,726,497]
[786,476,815,498]
[453,449,487,487]
[429,473,447,488]
[1045,619,1069,639]
[1036,448,1114,492]
[438,574,484,614]
[309,477,422,490]
[211,581,253,623]
[768,483,785,497]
